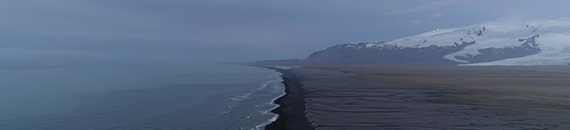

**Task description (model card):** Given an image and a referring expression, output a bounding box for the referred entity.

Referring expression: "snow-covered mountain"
[304,18,570,66]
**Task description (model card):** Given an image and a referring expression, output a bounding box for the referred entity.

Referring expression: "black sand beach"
[266,66,570,130]
[265,68,314,130]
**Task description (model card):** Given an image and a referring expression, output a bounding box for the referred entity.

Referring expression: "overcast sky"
[2,0,570,63]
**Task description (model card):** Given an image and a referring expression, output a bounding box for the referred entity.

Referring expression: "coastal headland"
[265,66,570,130]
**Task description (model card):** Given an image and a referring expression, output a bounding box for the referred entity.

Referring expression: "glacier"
[306,17,570,66]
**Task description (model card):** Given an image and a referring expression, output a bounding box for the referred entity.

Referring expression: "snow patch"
[329,17,570,65]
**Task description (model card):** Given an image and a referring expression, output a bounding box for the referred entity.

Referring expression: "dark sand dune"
[285,66,570,130]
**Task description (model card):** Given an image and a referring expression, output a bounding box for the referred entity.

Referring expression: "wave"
[231,74,281,102]
[252,115,278,130]
[222,74,285,130]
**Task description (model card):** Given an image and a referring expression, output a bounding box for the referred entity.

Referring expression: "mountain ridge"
[299,18,570,66]
[253,18,570,66]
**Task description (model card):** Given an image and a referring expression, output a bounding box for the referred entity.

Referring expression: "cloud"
[387,0,473,15]
[431,12,443,18]
[411,20,422,25]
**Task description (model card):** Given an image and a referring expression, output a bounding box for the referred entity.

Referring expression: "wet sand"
[264,68,314,130]
[285,66,570,130]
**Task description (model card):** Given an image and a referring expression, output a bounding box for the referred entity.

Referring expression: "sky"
[2,0,570,63]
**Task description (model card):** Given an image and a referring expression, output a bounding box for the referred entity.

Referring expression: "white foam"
[251,74,285,130]
[231,75,281,102]
[253,114,279,130]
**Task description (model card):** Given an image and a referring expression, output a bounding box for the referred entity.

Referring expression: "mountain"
[302,18,570,66]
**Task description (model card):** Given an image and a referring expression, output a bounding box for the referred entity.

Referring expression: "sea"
[0,62,284,130]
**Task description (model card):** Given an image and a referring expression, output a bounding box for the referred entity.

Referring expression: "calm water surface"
[0,63,283,130]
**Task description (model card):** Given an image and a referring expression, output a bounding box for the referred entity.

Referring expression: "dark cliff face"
[304,34,541,65]
[304,41,473,65]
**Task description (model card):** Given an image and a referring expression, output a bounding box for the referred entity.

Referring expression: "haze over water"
[0,62,283,130]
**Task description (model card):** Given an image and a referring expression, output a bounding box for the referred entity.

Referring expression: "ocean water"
[0,62,284,130]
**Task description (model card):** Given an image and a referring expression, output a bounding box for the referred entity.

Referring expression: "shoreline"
[262,67,314,130]
[253,65,570,129]
[274,66,570,129]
